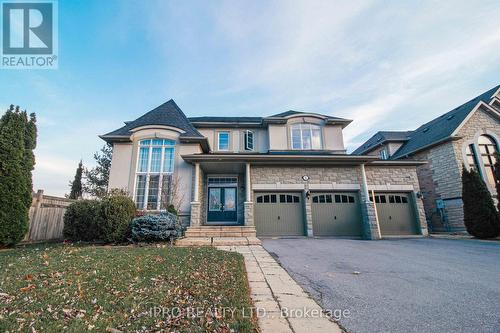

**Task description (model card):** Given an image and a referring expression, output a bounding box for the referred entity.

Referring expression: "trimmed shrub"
[99,193,136,243]
[494,152,500,212]
[63,200,101,241]
[131,213,182,242]
[462,166,500,239]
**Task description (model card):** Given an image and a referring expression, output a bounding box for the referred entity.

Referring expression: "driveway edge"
[218,245,344,333]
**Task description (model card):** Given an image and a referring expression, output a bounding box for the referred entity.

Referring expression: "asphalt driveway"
[262,237,500,333]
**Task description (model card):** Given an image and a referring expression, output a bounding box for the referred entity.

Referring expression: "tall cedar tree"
[0,106,36,245]
[69,160,84,199]
[494,152,500,212]
[84,144,112,198]
[462,166,500,238]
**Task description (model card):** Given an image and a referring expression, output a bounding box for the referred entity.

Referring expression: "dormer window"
[291,124,322,150]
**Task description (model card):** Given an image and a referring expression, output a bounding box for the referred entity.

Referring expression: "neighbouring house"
[353,85,500,232]
[101,100,428,240]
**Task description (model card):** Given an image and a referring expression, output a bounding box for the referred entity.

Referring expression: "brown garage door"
[254,192,305,237]
[371,192,418,235]
[311,192,363,237]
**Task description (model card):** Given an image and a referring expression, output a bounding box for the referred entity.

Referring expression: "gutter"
[181,153,379,165]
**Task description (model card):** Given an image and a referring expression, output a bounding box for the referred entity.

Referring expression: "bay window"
[291,124,322,150]
[135,139,175,210]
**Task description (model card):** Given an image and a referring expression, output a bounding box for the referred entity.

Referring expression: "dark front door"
[207,187,237,222]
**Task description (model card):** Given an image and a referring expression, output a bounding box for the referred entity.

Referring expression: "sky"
[1,0,500,196]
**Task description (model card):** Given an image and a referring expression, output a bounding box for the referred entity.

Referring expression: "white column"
[193,163,200,202]
[245,163,251,202]
[360,163,369,199]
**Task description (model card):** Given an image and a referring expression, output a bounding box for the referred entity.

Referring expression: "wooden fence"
[24,190,75,242]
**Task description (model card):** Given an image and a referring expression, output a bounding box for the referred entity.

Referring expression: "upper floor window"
[244,130,254,151]
[380,149,389,160]
[290,124,322,150]
[478,135,498,188]
[135,139,175,210]
[218,131,230,151]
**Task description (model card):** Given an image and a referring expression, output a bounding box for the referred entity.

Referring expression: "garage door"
[371,193,418,235]
[254,193,304,237]
[311,192,363,237]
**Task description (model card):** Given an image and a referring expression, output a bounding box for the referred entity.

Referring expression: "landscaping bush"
[63,200,101,241]
[494,152,500,212]
[462,166,500,239]
[99,193,136,242]
[131,212,183,242]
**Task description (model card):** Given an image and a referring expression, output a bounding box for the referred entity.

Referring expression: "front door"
[207,187,237,222]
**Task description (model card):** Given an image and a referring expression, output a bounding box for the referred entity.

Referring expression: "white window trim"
[244,130,254,151]
[217,131,231,151]
[134,139,176,211]
[290,123,323,150]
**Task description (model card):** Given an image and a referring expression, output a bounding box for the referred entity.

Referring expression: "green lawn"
[0,244,256,332]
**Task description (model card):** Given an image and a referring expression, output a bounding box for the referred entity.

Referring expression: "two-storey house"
[101,100,428,241]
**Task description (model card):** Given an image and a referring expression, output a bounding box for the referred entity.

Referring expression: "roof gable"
[390,84,500,159]
[101,99,204,141]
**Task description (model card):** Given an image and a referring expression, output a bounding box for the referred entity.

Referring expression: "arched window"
[135,139,175,210]
[478,135,498,188]
[290,124,322,150]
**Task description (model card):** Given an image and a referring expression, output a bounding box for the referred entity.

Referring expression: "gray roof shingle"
[188,116,263,123]
[391,85,499,159]
[352,85,499,158]
[351,131,413,155]
[269,110,350,122]
[101,99,204,141]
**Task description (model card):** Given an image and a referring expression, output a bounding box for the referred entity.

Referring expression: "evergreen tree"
[494,152,500,212]
[69,160,84,199]
[84,144,112,198]
[0,106,32,245]
[462,166,500,238]
[21,111,37,209]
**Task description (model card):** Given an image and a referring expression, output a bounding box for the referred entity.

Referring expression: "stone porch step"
[176,237,261,246]
[185,226,257,238]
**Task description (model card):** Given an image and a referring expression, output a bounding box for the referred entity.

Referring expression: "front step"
[184,226,257,238]
[176,236,261,246]
[178,226,261,246]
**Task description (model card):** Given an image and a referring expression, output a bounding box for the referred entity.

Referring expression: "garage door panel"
[372,193,418,235]
[311,192,362,237]
[254,192,304,237]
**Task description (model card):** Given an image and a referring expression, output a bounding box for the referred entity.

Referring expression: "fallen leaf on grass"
[20,285,35,292]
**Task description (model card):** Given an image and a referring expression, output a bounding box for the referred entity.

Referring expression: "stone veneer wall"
[364,165,427,234]
[251,165,427,238]
[411,107,500,231]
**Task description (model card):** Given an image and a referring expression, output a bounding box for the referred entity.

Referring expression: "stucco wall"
[107,127,202,215]
[108,143,133,191]
[197,128,268,153]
